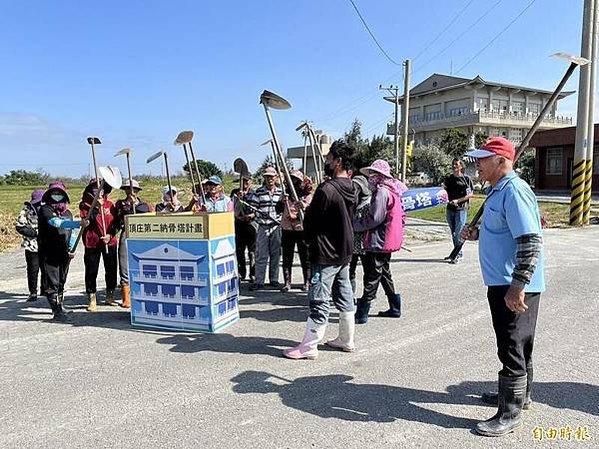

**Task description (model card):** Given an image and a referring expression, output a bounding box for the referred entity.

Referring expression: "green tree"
[515,148,535,187]
[183,160,223,180]
[411,143,453,185]
[343,118,368,152]
[438,128,487,157]
[0,170,48,186]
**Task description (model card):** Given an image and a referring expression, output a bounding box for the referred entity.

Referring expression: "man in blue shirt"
[462,137,545,437]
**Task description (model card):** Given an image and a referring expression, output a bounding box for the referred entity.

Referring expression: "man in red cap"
[462,136,545,437]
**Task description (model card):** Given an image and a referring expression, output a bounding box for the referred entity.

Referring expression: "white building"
[385,73,574,145]
[131,243,210,328]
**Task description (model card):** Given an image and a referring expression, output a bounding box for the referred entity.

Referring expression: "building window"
[546,148,563,175]
[226,260,235,273]
[143,264,157,278]
[490,128,508,138]
[477,97,489,111]
[508,128,524,142]
[448,107,468,116]
[216,263,225,277]
[180,266,194,281]
[161,265,175,279]
[181,285,195,299]
[162,284,176,298]
[512,101,525,114]
[528,103,541,114]
[594,147,599,174]
[491,99,509,113]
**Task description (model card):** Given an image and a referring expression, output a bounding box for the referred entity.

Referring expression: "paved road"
[0,224,598,448]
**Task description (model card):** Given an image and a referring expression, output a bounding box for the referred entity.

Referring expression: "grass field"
[410,195,571,228]
[0,176,238,252]
[0,184,573,252]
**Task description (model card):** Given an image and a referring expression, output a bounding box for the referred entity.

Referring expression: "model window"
[162,285,176,297]
[181,285,195,298]
[161,265,175,279]
[180,266,194,280]
[146,302,158,314]
[145,284,158,296]
[163,303,177,317]
[182,304,196,319]
[143,264,157,278]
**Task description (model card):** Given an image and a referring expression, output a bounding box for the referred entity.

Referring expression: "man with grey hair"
[461,137,545,437]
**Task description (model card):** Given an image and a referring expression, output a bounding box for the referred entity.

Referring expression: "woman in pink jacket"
[353,159,406,324]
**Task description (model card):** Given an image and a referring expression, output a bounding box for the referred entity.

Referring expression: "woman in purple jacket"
[353,160,406,324]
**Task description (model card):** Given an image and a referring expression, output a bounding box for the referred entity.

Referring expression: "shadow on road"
[231,371,599,423]
[155,334,299,358]
[231,371,480,427]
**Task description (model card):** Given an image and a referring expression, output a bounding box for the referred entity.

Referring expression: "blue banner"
[401,187,448,212]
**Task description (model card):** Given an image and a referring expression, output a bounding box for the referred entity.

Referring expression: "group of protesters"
[15,135,545,437]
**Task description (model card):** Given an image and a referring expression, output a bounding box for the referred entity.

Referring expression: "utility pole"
[379,84,400,175]
[570,0,594,225]
[584,0,598,224]
[401,59,411,182]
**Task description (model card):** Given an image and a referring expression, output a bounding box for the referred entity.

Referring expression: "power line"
[347,0,402,66]
[413,0,477,61]
[414,0,504,77]
[456,0,538,74]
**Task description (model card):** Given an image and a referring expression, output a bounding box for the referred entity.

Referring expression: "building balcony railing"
[387,110,572,134]
[134,272,208,287]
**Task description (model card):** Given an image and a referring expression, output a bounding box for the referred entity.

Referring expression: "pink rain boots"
[283,318,326,360]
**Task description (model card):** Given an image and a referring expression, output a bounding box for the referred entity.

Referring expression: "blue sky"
[0,0,584,177]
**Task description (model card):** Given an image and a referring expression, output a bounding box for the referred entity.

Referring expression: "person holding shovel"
[114,179,152,308]
[37,182,81,322]
[277,170,313,293]
[79,179,119,312]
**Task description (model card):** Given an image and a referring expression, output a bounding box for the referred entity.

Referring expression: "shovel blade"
[147,150,165,164]
[174,130,194,145]
[260,90,291,110]
[87,137,101,145]
[114,148,131,157]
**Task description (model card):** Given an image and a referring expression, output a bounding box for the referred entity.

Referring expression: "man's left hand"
[505,285,528,313]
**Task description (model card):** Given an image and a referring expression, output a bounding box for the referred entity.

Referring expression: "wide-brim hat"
[42,182,70,203]
[121,179,142,191]
[360,159,393,178]
[30,189,45,205]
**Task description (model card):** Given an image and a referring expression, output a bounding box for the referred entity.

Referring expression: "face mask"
[50,194,65,202]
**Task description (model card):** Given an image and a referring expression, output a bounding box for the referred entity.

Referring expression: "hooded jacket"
[354,182,405,253]
[304,177,356,266]
[15,201,40,252]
